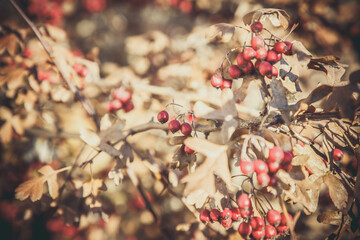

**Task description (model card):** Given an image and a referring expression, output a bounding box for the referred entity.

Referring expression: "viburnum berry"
[266,210,281,226]
[199,209,210,223]
[258,61,273,76]
[268,146,284,163]
[157,110,169,124]
[254,159,269,174]
[238,222,252,238]
[221,79,232,90]
[273,41,288,54]
[333,149,343,161]
[283,41,293,55]
[243,47,256,61]
[251,36,265,50]
[257,172,270,187]
[236,52,248,68]
[268,161,280,173]
[251,22,263,33]
[210,74,223,88]
[210,209,221,222]
[221,208,232,220]
[242,61,254,74]
[113,88,132,103]
[266,50,279,63]
[280,212,293,226]
[221,218,232,228]
[180,122,192,136]
[255,46,268,60]
[252,229,265,239]
[228,65,242,78]
[277,225,289,235]
[265,224,277,238]
[231,208,241,220]
[168,119,181,133]
[240,160,254,174]
[237,192,251,209]
[184,145,195,154]
[250,216,265,230]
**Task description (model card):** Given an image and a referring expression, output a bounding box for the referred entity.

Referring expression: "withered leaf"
[0,33,23,56]
[0,67,27,89]
[205,23,236,43]
[243,8,290,29]
[323,174,348,210]
[82,179,106,198]
[317,211,343,225]
[292,144,328,175]
[308,56,347,86]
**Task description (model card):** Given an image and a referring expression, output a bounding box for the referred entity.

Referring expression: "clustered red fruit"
[167,0,193,14]
[156,110,194,139]
[72,63,89,78]
[239,146,293,188]
[209,20,293,89]
[107,87,134,112]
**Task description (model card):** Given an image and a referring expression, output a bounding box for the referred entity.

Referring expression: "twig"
[9,0,100,129]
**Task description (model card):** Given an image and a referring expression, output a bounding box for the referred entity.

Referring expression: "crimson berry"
[110,99,123,110]
[273,41,288,54]
[79,67,89,78]
[221,79,232,90]
[240,206,253,218]
[254,160,269,174]
[333,149,343,161]
[277,225,289,235]
[243,47,256,61]
[179,0,192,13]
[236,52,248,68]
[280,213,293,226]
[266,50,279,63]
[254,60,261,69]
[271,66,278,77]
[277,52,283,61]
[168,120,181,133]
[157,110,169,124]
[257,172,270,187]
[237,192,251,209]
[258,61,272,76]
[251,36,265,50]
[73,63,83,73]
[221,208,232,220]
[265,225,277,238]
[250,216,265,230]
[268,146,284,163]
[238,222,252,238]
[255,46,268,60]
[281,151,293,171]
[268,175,278,186]
[113,88,132,103]
[210,74,223,88]
[283,41,293,55]
[252,229,265,239]
[221,218,232,228]
[268,161,280,173]
[124,101,134,112]
[240,160,254,174]
[210,209,221,222]
[231,208,241,220]
[251,22,263,33]
[266,210,281,226]
[199,209,210,223]
[228,64,242,78]
[184,145,194,154]
[242,61,254,74]
[180,122,192,136]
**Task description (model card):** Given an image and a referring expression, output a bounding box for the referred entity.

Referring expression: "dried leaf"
[0,121,12,143]
[243,8,290,29]
[205,23,235,43]
[82,179,106,198]
[0,33,23,56]
[323,174,348,210]
[317,211,343,225]
[292,144,328,175]
[80,128,101,147]
[38,165,59,199]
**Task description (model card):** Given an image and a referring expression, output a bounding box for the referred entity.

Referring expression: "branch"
[9,0,100,130]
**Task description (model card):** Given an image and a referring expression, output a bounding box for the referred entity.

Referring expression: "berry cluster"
[239,146,293,188]
[72,63,89,78]
[199,192,292,239]
[210,21,293,90]
[107,87,134,112]
[167,0,193,14]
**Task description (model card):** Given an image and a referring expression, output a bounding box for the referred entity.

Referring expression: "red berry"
[252,229,265,239]
[255,46,268,60]
[240,207,253,218]
[180,122,192,136]
[250,216,265,230]
[157,110,169,124]
[210,74,223,88]
[231,208,241,220]
[283,41,293,55]
[266,50,279,63]
[333,149,343,161]
[265,224,277,238]
[243,47,256,61]
[236,52,248,68]
[113,88,132,103]
[268,161,280,173]
[271,66,278,77]
[199,209,210,223]
[240,160,254,174]
[257,172,270,187]
[237,192,251,209]
[124,101,134,112]
[251,36,265,50]
[221,208,232,220]
[280,213,293,226]
[254,60,261,69]
[228,65,242,78]
[242,61,254,74]
[277,52,283,61]
[251,22,263,33]
[273,42,288,54]
[210,209,221,222]
[268,175,278,186]
[179,0,192,13]
[238,222,252,237]
[168,120,181,133]
[221,218,232,228]
[221,79,232,90]
[277,225,289,235]
[184,145,194,154]
[110,99,123,110]
[266,210,281,226]
[79,67,89,78]
[268,146,284,163]
[258,61,272,76]
[254,160,269,174]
